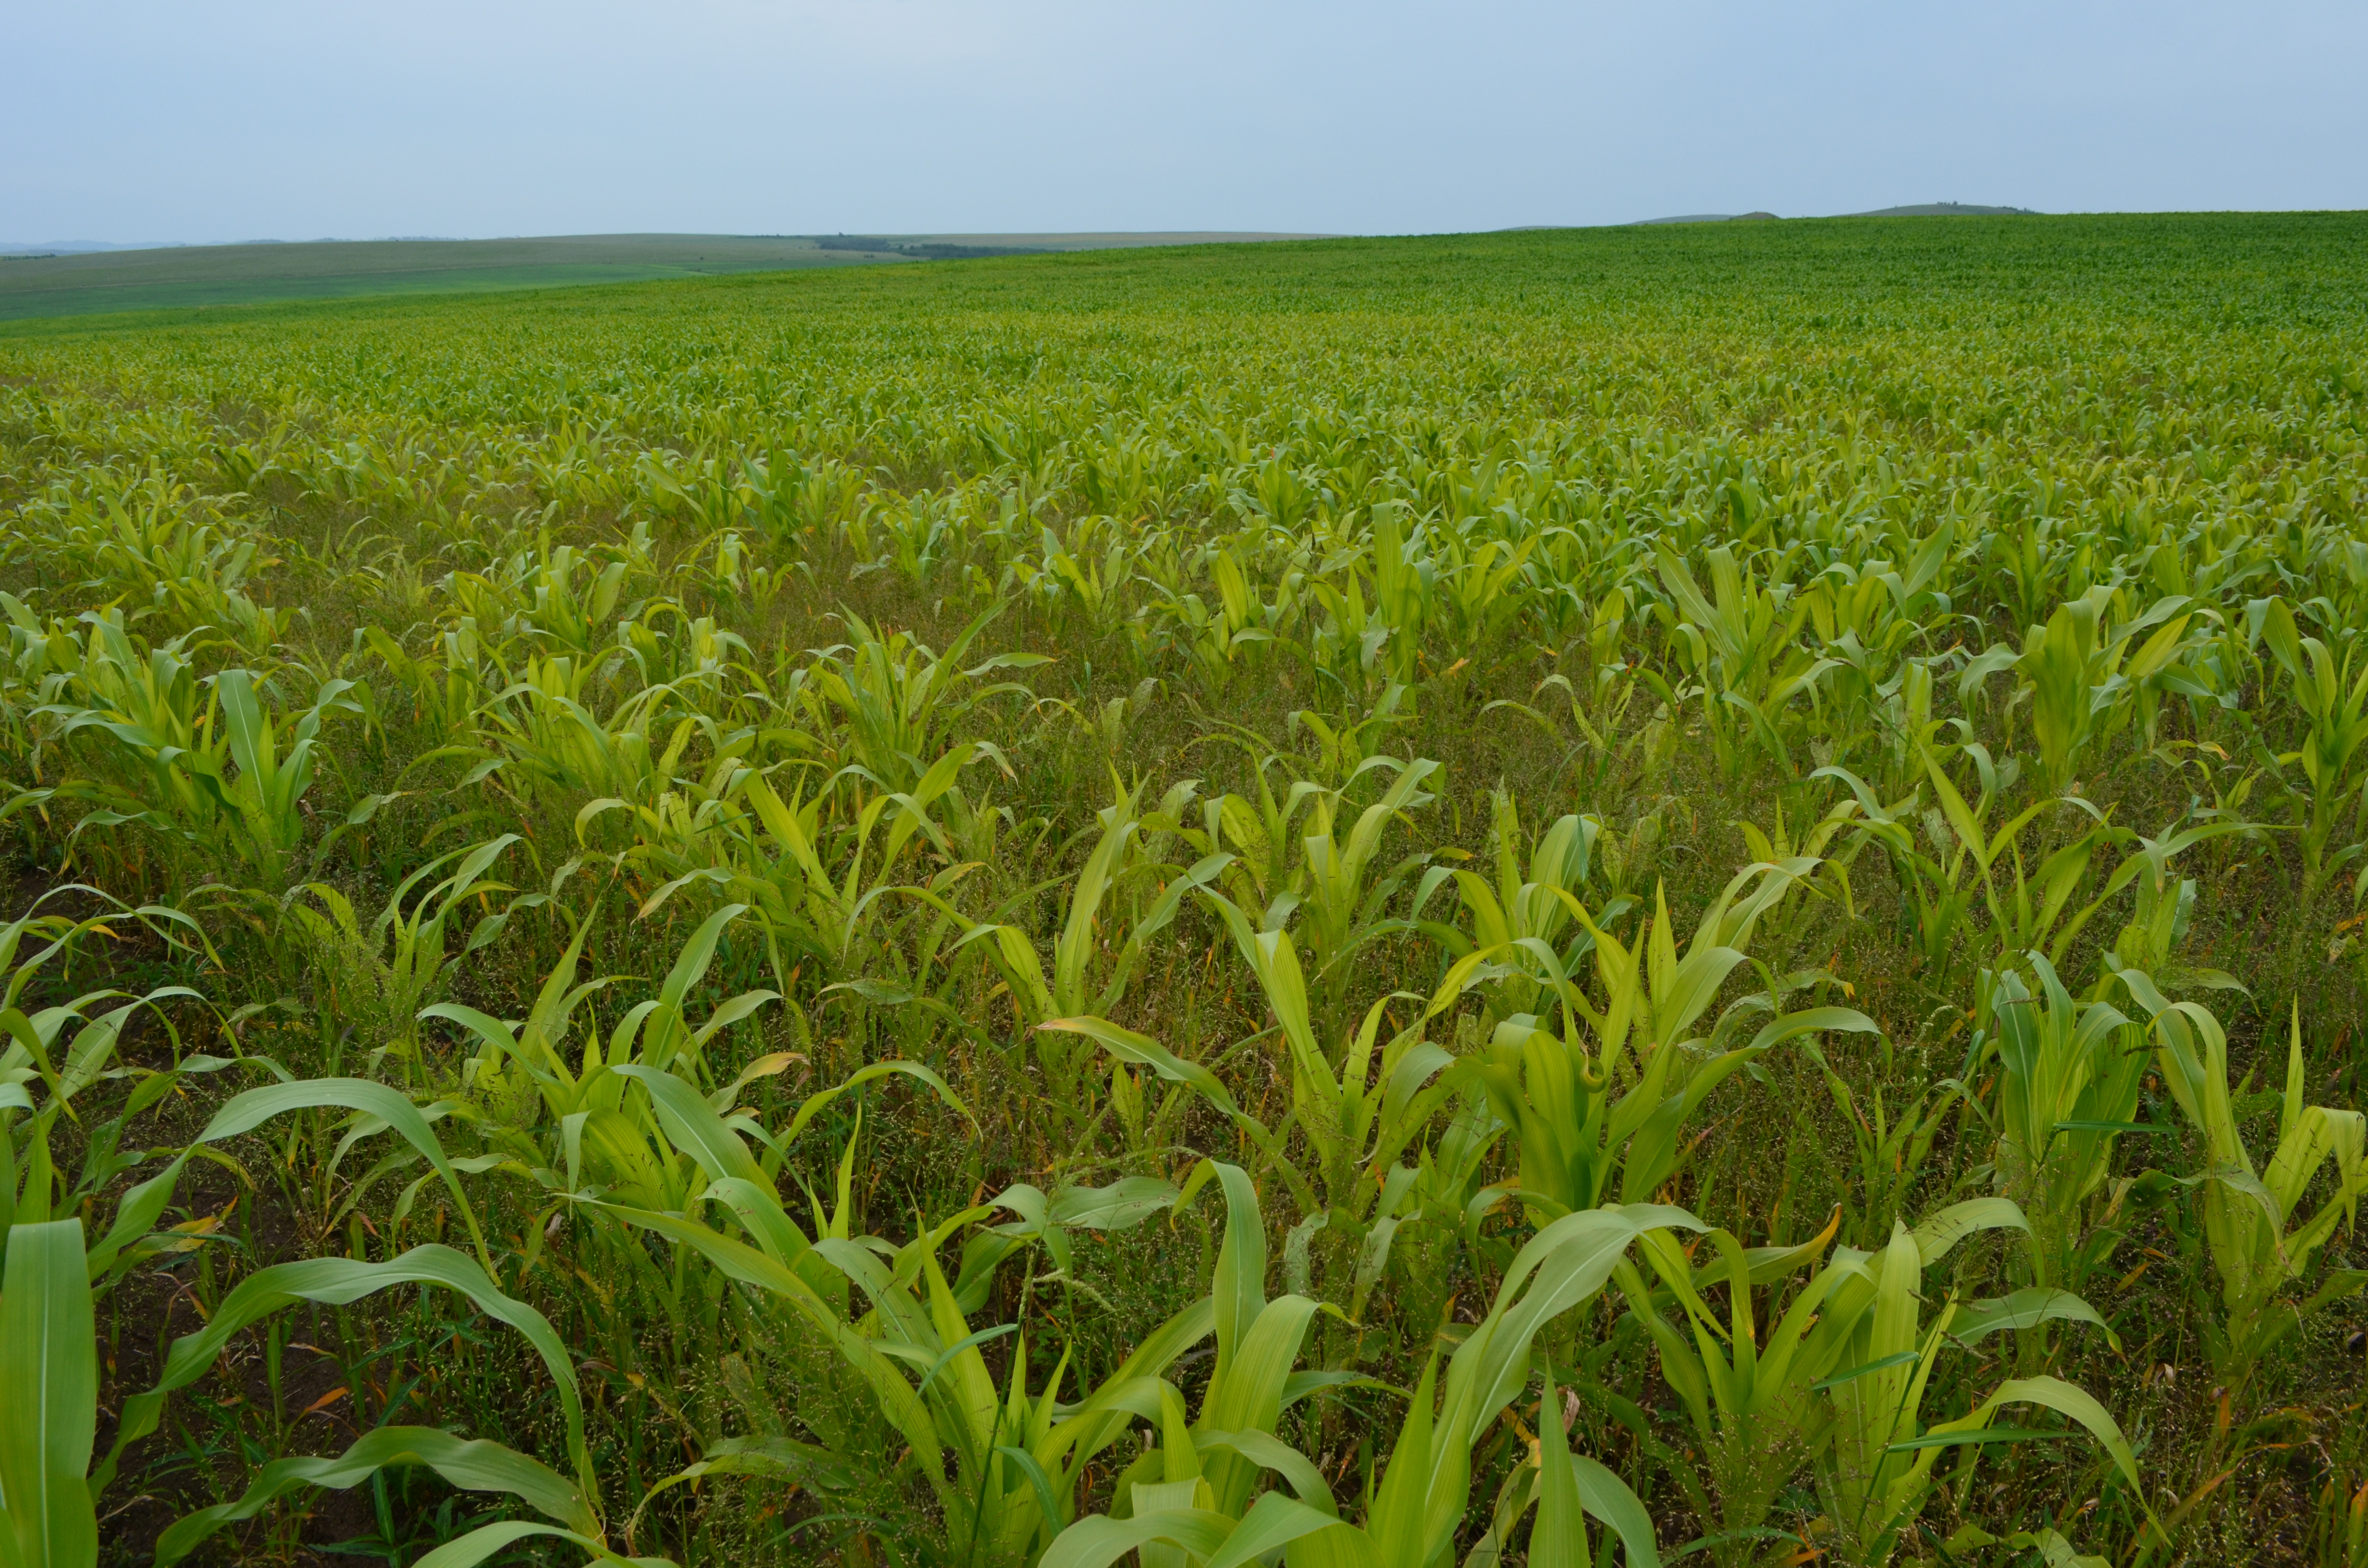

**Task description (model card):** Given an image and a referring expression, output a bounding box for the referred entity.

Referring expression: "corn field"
[2,214,2366,1568]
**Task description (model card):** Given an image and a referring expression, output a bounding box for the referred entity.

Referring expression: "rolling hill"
[0,231,1328,321]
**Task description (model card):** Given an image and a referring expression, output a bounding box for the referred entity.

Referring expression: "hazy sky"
[9,0,2364,244]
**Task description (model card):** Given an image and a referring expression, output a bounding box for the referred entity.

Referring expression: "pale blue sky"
[8,0,2364,244]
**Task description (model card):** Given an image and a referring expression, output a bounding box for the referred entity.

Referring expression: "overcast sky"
[9,0,2364,244]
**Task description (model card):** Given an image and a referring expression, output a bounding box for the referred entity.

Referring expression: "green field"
[0,231,1326,321]
[3,213,2367,1568]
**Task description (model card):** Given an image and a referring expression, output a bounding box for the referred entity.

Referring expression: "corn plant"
[794,604,1049,796]
[0,1218,104,1568]
[1043,936,1462,1326]
[2259,598,2368,910]
[1917,746,2140,973]
[593,1115,1221,1565]
[1411,788,1606,1026]
[29,618,359,889]
[1964,590,2198,793]
[25,614,211,832]
[1609,1214,1848,1566]
[3,894,210,1273]
[7,1041,643,1568]
[1801,522,1959,731]
[1486,616,1649,796]
[0,593,80,781]
[667,767,966,991]
[945,776,1231,1131]
[1194,752,1438,1043]
[1041,1196,1699,1568]
[1188,745,1318,918]
[0,896,226,1568]
[1806,1210,2144,1565]
[1727,796,1863,971]
[1979,954,2149,1305]
[122,1241,610,1568]
[425,903,780,1108]
[1433,867,1878,1224]
[1800,1041,1963,1252]
[474,654,687,806]
[90,1215,650,1568]
[282,834,545,1074]
[1653,541,1837,782]
[1812,765,1986,1000]
[1817,752,2109,1002]
[210,668,364,889]
[2113,978,2368,1400]
[1619,1196,2134,1566]
[362,614,497,735]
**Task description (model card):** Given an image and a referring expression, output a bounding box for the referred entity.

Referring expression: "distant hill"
[1633,201,2037,226]
[1847,202,2037,217]
[0,240,185,257]
[0,231,1332,321]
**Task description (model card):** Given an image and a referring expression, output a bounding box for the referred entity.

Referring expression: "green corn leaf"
[152,1427,594,1565]
[1040,1507,1238,1568]
[1192,1430,1337,1513]
[1981,1375,2146,1494]
[1530,1364,1587,1568]
[1886,1426,2072,1451]
[0,1219,98,1568]
[777,1058,971,1147]
[195,1078,489,1264]
[1044,1017,1249,1121]
[1909,1197,2029,1265]
[1813,1349,1923,1392]
[1950,1288,2116,1349]
[96,1246,587,1507]
[80,1153,189,1285]
[622,1433,855,1553]
[407,1520,671,1568]
[1200,1492,1347,1568]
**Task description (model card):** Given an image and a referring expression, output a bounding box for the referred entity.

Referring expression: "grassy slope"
[0,231,1333,322]
[0,234,900,321]
[15,208,2361,343]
